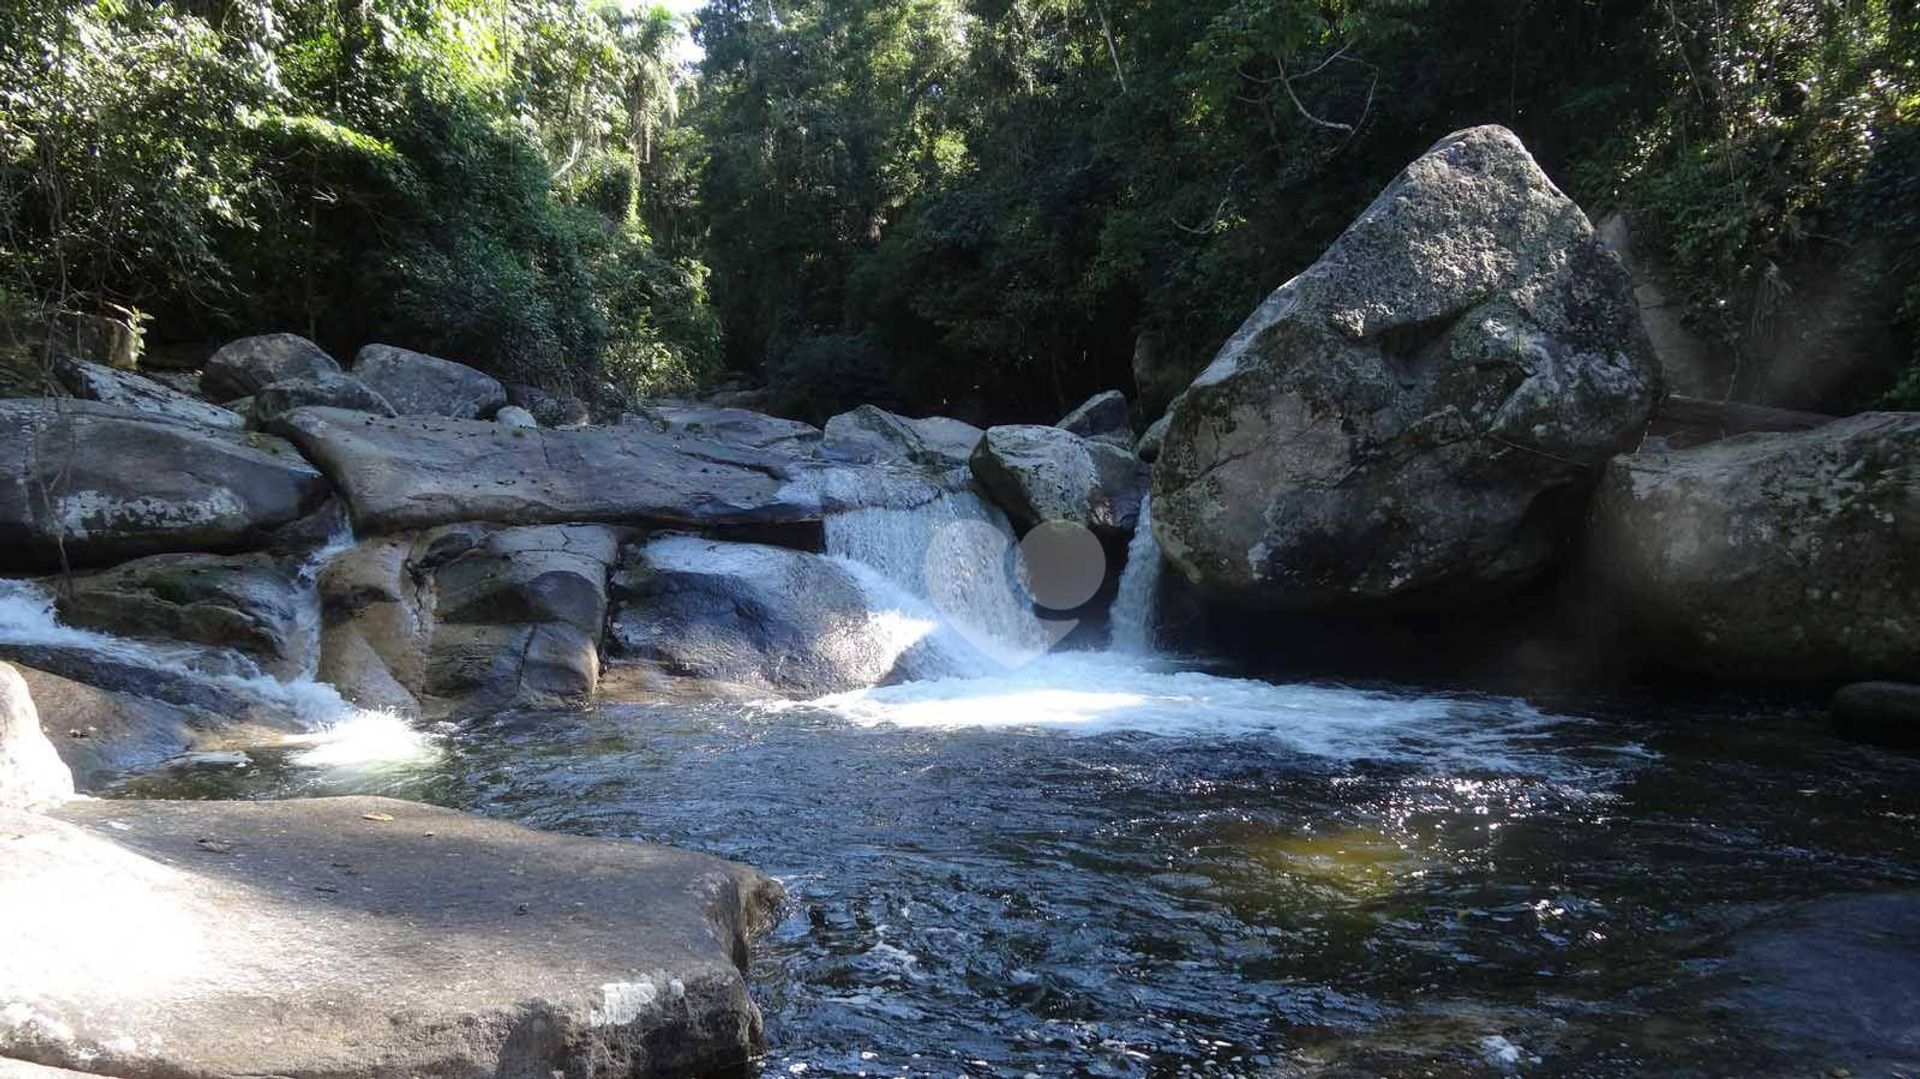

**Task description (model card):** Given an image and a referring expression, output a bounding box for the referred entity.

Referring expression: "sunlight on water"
[284,709,439,769]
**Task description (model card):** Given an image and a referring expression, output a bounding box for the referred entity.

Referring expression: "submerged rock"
[200,333,341,402]
[53,358,243,430]
[248,371,396,427]
[0,399,333,571]
[608,535,952,695]
[1154,125,1658,610]
[0,662,72,811]
[1057,390,1133,446]
[627,404,823,455]
[352,343,507,419]
[822,405,983,471]
[55,552,311,680]
[1590,412,1919,683]
[0,795,780,1079]
[274,408,823,535]
[971,424,1146,539]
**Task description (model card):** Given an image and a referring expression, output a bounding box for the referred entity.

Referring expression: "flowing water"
[19,497,1920,1077]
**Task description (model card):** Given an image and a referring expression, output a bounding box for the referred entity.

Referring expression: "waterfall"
[1108,494,1163,654]
[821,475,1056,673]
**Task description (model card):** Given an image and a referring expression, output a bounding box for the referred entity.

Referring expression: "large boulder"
[55,552,312,679]
[200,333,341,402]
[352,343,507,419]
[0,796,780,1079]
[248,372,396,427]
[627,404,822,456]
[608,536,954,695]
[11,664,217,789]
[53,358,243,430]
[1153,125,1658,610]
[273,408,822,535]
[822,405,983,471]
[0,662,72,811]
[1057,390,1133,447]
[1589,412,1920,683]
[971,424,1146,540]
[0,399,334,571]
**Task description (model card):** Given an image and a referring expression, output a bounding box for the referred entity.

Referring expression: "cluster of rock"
[1147,124,1917,724]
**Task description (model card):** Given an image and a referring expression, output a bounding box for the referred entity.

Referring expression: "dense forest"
[3,0,1916,421]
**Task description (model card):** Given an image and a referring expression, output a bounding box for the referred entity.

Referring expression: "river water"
[25,488,1920,1076]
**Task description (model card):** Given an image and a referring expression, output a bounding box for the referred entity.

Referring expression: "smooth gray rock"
[273,408,822,535]
[1136,413,1171,463]
[0,795,781,1079]
[628,404,822,455]
[248,372,396,427]
[353,343,507,419]
[609,536,951,695]
[1590,412,1919,683]
[0,661,72,811]
[822,405,983,471]
[53,358,243,429]
[971,424,1146,539]
[55,552,311,680]
[494,404,538,429]
[1831,682,1920,748]
[1057,390,1132,446]
[1154,125,1659,610]
[0,399,333,571]
[12,664,216,789]
[200,333,341,401]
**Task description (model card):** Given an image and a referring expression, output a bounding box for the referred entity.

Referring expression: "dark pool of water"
[116,679,1920,1078]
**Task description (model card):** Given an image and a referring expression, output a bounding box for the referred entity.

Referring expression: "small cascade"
[289,513,359,682]
[823,480,1054,672]
[1108,494,1163,654]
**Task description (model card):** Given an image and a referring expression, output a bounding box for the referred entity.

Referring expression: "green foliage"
[1,0,713,404]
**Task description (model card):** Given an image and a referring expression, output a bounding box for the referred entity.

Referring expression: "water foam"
[1108,493,1163,654]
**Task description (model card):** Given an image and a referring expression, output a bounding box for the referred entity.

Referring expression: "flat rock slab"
[0,796,782,1079]
[275,408,824,535]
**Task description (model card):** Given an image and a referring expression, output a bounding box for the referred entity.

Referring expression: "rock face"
[0,662,72,811]
[248,372,396,427]
[274,407,822,535]
[628,405,823,456]
[0,795,781,1079]
[56,552,311,679]
[1057,390,1133,446]
[608,536,949,695]
[971,425,1146,539]
[1153,125,1659,610]
[1590,412,1919,683]
[1136,413,1172,463]
[353,343,508,419]
[10,665,213,790]
[53,358,244,430]
[822,405,983,471]
[0,399,333,571]
[200,333,341,401]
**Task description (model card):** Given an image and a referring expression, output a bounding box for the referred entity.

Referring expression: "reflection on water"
[113,670,1920,1078]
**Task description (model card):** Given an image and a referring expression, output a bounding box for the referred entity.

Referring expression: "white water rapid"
[1107,493,1163,654]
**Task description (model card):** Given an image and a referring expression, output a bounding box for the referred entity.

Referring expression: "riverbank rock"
[0,795,781,1078]
[274,408,823,536]
[248,372,396,427]
[971,425,1146,539]
[1830,682,1920,749]
[353,343,507,419]
[608,536,952,695]
[822,405,983,471]
[628,404,823,455]
[11,664,215,789]
[53,358,243,429]
[200,333,341,401]
[1057,390,1133,446]
[0,662,72,810]
[1589,412,1919,683]
[55,552,311,679]
[1153,125,1658,610]
[494,404,538,429]
[0,399,333,571]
